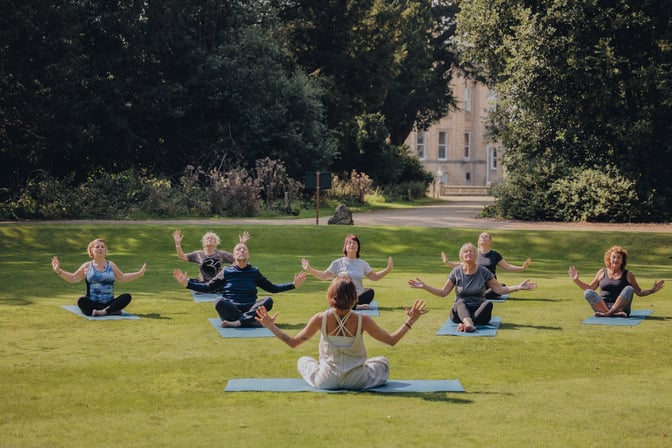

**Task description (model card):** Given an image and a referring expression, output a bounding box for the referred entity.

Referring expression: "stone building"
[405,74,504,194]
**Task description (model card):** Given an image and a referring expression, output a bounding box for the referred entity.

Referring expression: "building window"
[464,132,471,160]
[416,131,426,160]
[464,87,472,112]
[438,131,448,160]
[489,146,498,169]
[465,172,471,182]
[487,89,497,113]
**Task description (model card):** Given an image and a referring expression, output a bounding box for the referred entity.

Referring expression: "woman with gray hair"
[409,243,536,332]
[172,229,250,281]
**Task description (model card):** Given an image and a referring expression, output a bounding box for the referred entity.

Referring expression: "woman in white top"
[255,275,427,390]
[301,233,393,309]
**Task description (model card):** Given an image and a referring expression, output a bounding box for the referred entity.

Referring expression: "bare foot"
[611,311,627,317]
[462,319,476,332]
[221,320,241,328]
[456,323,466,332]
[355,304,370,310]
[91,309,107,317]
[594,311,608,317]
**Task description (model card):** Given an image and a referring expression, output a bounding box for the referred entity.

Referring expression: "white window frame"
[464,132,471,160]
[438,131,448,161]
[416,131,426,160]
[464,87,472,112]
[489,146,498,169]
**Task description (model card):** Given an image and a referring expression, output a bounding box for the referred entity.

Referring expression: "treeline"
[457,0,672,222]
[1,0,451,219]
[3,1,672,222]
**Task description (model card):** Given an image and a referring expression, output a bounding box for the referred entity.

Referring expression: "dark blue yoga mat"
[582,309,653,326]
[61,305,140,320]
[225,378,465,393]
[437,316,502,336]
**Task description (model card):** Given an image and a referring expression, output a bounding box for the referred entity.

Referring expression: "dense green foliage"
[457,0,672,222]
[1,223,671,446]
[1,0,452,203]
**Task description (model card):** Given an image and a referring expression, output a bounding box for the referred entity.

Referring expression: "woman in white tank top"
[255,275,427,390]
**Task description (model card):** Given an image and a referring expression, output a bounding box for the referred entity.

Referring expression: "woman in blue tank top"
[52,238,146,317]
[568,245,664,317]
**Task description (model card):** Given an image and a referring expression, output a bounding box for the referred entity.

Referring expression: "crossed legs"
[450,299,493,332]
[584,286,633,317]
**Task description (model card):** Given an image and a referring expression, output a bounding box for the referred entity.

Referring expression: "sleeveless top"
[598,268,630,304]
[86,261,115,303]
[318,310,367,374]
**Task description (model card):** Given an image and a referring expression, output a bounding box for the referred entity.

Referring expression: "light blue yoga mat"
[437,316,502,336]
[61,305,140,320]
[225,378,465,393]
[354,300,379,316]
[191,291,220,303]
[208,317,274,338]
[488,294,509,303]
[582,309,653,326]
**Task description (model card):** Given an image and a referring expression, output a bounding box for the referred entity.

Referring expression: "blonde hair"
[459,242,477,262]
[87,238,107,258]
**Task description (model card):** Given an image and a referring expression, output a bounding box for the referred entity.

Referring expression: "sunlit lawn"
[1,223,670,447]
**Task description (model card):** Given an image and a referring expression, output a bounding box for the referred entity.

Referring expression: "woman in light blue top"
[52,238,146,317]
[301,234,393,309]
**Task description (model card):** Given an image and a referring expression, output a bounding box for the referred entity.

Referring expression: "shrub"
[328,170,373,205]
[549,167,641,222]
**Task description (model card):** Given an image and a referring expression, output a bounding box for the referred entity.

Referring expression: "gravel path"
[4,196,671,232]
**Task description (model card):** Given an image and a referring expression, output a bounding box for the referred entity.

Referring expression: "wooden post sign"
[305,171,332,225]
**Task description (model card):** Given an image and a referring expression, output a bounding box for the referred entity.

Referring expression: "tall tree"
[0,0,336,189]
[456,0,672,221]
[272,0,458,183]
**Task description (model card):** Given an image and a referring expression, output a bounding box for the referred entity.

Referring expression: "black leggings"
[450,298,493,325]
[77,294,132,316]
[357,288,375,307]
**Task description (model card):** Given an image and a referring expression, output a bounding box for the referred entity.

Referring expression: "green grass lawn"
[1,223,670,447]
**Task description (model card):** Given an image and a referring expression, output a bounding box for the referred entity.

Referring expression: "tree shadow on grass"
[369,393,473,403]
[0,297,33,306]
[499,322,563,331]
[277,323,307,330]
[504,297,561,302]
[134,313,172,320]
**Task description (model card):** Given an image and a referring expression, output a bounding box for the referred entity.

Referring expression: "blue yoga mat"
[191,291,220,303]
[354,300,379,316]
[208,317,274,338]
[437,316,502,337]
[488,293,509,303]
[61,305,140,320]
[582,309,653,326]
[225,378,465,393]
